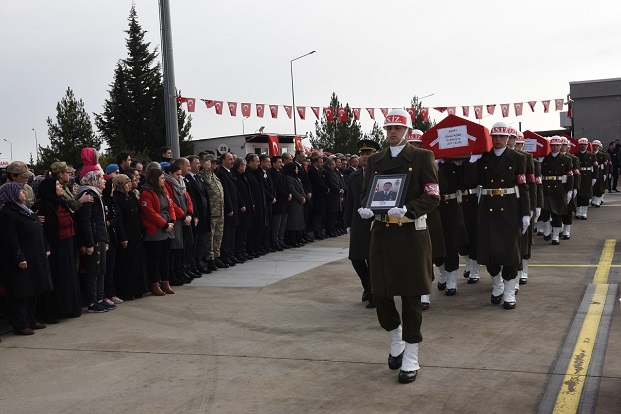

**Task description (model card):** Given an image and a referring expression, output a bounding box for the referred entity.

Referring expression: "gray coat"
[286,175,306,231]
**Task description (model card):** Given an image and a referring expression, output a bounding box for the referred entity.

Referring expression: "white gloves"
[387,205,407,219]
[346,227,351,235]
[522,215,531,234]
[603,174,607,181]
[567,191,573,204]
[534,207,541,222]
[573,189,578,197]
[453,160,464,166]
[469,154,482,163]
[357,207,374,219]
[592,178,597,186]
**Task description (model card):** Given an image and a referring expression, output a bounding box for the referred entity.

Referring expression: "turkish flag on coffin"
[521,130,550,157]
[421,114,492,159]
[268,135,280,156]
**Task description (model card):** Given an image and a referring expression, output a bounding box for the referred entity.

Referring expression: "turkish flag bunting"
[528,101,537,112]
[380,108,389,118]
[268,135,280,156]
[269,105,279,118]
[366,108,375,120]
[514,102,523,116]
[501,104,510,118]
[241,103,251,117]
[294,136,303,151]
[214,101,223,115]
[447,107,456,115]
[256,104,265,118]
[324,107,335,122]
[311,107,320,119]
[202,99,216,109]
[542,100,550,113]
[337,107,348,122]
[474,105,483,119]
[420,107,429,122]
[555,99,564,111]
[486,104,496,115]
[406,107,416,123]
[353,108,361,120]
[186,98,195,113]
[433,107,447,113]
[296,106,306,120]
[176,97,187,104]
[228,102,237,116]
[462,106,470,117]
[284,106,292,119]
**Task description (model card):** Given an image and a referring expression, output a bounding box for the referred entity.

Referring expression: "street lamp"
[419,93,435,100]
[242,116,250,135]
[31,128,38,164]
[290,50,316,135]
[3,139,13,160]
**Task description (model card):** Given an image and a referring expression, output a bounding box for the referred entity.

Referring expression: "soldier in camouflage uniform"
[198,154,226,270]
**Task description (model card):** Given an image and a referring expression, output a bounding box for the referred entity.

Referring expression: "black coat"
[343,168,371,260]
[296,162,312,195]
[76,189,109,247]
[308,165,328,214]
[233,169,255,228]
[216,166,240,225]
[269,167,289,215]
[0,202,52,299]
[322,167,342,213]
[248,167,273,227]
[436,161,468,249]
[185,173,211,232]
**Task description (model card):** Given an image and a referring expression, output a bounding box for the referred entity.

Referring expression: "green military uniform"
[198,167,224,261]
[540,152,574,244]
[592,149,609,206]
[576,150,598,218]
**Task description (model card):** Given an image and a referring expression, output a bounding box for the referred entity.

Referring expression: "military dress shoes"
[467,277,479,284]
[388,351,404,370]
[543,234,552,241]
[421,302,429,311]
[519,278,528,285]
[398,370,418,384]
[361,291,370,302]
[207,260,219,272]
[445,288,457,296]
[491,294,503,305]
[463,270,470,279]
[366,298,376,309]
[437,282,446,291]
[214,258,229,269]
[503,301,516,310]
[551,240,560,245]
[562,234,570,240]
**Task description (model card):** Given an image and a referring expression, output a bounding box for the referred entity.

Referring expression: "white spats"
[401,342,420,371]
[389,326,405,357]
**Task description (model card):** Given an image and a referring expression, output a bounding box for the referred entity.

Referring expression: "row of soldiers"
[346,119,610,312]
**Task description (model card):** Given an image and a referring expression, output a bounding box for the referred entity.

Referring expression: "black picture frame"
[365,173,411,213]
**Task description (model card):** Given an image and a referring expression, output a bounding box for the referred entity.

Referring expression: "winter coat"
[343,168,372,260]
[285,175,306,231]
[138,189,176,236]
[75,188,109,247]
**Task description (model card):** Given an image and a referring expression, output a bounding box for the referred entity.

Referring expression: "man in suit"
[344,139,380,309]
[358,109,440,384]
[185,155,211,274]
[215,152,243,266]
[294,150,313,242]
[308,156,329,240]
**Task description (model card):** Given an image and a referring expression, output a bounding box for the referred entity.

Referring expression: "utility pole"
[159,0,180,157]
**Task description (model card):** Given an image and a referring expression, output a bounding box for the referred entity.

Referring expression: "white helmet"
[592,139,602,147]
[549,135,563,145]
[578,137,589,145]
[507,126,518,137]
[490,121,510,136]
[516,131,525,144]
[561,137,569,145]
[384,109,413,130]
[408,129,423,143]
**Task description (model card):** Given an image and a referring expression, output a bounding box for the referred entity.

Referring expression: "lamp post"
[242,116,250,135]
[31,128,38,164]
[3,138,13,160]
[290,50,316,135]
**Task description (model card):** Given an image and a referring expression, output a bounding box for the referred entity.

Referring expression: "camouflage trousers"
[205,216,224,260]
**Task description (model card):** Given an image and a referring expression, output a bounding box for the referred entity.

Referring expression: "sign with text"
[438,125,469,150]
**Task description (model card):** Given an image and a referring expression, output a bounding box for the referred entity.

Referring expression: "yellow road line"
[553,239,615,413]
[553,284,608,413]
[593,240,616,284]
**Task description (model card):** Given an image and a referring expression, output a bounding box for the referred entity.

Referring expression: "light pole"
[3,138,13,160]
[419,93,435,101]
[31,128,38,164]
[290,50,316,135]
[242,116,250,135]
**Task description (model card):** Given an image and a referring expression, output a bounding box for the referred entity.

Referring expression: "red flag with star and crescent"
[202,99,216,109]
[353,108,361,120]
[268,135,280,156]
[542,100,551,113]
[324,107,335,122]
[337,107,348,122]
[284,106,292,119]
[297,106,306,120]
[380,108,389,118]
[486,104,496,115]
[228,102,237,116]
[555,99,564,111]
[514,102,523,116]
[214,101,223,115]
[501,104,510,117]
[420,107,429,122]
[294,136,303,151]
[462,106,470,117]
[366,108,375,120]
[528,101,537,112]
[311,107,320,119]
[474,105,483,120]
[256,104,265,118]
[241,103,251,117]
[269,105,279,118]
[406,107,417,122]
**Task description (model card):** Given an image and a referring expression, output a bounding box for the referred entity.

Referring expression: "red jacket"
[139,189,177,236]
[164,180,194,219]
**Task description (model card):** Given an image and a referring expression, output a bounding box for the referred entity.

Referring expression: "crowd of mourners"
[0,146,358,337]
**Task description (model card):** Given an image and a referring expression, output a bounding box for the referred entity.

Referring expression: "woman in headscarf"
[112,174,148,300]
[76,170,113,313]
[0,182,52,335]
[102,178,125,305]
[32,177,82,322]
[139,168,176,296]
[283,162,307,247]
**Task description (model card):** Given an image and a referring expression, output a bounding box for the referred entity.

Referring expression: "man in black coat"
[294,150,313,242]
[322,157,342,238]
[232,157,254,260]
[215,152,244,266]
[245,154,268,256]
[185,155,211,274]
[308,156,329,239]
[269,155,291,249]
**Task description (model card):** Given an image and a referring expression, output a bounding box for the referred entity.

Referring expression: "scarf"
[164,173,188,213]
[0,181,34,215]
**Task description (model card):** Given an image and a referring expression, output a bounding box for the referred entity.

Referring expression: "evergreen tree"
[309,93,364,154]
[39,87,102,169]
[410,95,435,132]
[365,122,387,149]
[95,5,192,160]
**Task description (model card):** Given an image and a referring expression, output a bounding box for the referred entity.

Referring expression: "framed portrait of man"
[365,173,411,213]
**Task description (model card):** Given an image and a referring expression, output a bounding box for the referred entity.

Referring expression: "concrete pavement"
[1,194,621,413]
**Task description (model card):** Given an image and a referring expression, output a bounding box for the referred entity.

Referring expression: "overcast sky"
[1,0,620,162]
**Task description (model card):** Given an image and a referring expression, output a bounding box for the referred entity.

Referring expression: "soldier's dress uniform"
[459,160,480,283]
[198,165,225,266]
[560,146,581,240]
[464,144,530,309]
[514,142,536,286]
[540,148,574,245]
[592,147,609,207]
[433,160,468,296]
[575,149,599,219]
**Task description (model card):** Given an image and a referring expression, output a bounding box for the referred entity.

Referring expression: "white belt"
[480,187,517,196]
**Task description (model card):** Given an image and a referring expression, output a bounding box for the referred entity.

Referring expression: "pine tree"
[95,5,192,160]
[410,95,435,132]
[365,122,387,149]
[39,87,102,169]
[309,93,364,154]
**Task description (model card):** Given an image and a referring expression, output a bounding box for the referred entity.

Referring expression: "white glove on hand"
[387,205,407,219]
[534,207,541,222]
[346,227,351,235]
[609,174,612,181]
[603,174,607,181]
[567,191,573,204]
[522,215,530,234]
[469,154,482,163]
[592,178,597,186]
[357,207,374,219]
[453,160,464,166]
[573,189,578,197]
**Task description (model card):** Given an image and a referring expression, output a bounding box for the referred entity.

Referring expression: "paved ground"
[1,193,621,414]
